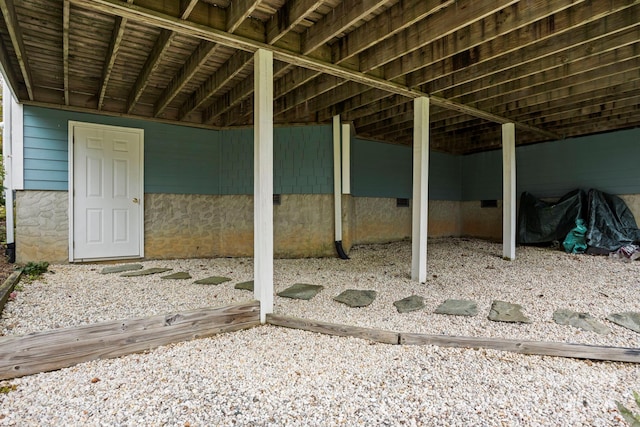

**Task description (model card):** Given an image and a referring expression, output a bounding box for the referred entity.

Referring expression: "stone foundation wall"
[460,200,503,241]
[16,191,69,263]
[351,197,461,245]
[145,193,337,259]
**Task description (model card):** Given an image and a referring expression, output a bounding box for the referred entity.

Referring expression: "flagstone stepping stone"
[277,283,324,300]
[393,295,424,313]
[234,281,254,291]
[100,264,143,274]
[607,312,640,334]
[162,272,192,280]
[553,309,611,335]
[121,268,172,277]
[194,276,231,285]
[434,299,478,316]
[488,300,531,323]
[334,289,377,308]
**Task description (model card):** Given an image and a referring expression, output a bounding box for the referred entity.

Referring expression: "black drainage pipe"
[335,241,349,260]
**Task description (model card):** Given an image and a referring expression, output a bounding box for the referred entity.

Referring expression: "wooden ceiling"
[0,0,638,154]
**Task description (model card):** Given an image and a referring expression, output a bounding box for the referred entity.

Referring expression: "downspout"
[332,116,349,259]
[2,81,15,262]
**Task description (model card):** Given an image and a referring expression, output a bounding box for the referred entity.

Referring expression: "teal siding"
[274,126,332,194]
[351,138,461,200]
[461,128,640,200]
[22,106,332,195]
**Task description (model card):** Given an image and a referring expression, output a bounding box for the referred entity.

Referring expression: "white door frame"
[68,121,145,262]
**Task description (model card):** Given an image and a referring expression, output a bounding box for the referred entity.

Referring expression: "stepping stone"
[334,289,377,308]
[121,268,172,277]
[393,295,424,313]
[606,311,640,334]
[277,283,324,300]
[434,299,478,317]
[162,272,192,280]
[488,300,531,323]
[100,264,143,274]
[234,281,254,292]
[194,276,231,285]
[553,309,611,335]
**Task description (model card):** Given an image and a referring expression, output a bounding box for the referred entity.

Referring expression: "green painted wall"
[461,128,640,200]
[22,106,333,194]
[351,137,461,200]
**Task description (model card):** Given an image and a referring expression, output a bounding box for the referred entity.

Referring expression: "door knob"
[132,198,139,204]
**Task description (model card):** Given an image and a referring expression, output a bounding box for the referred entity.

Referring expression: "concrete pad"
[393,295,425,313]
[235,281,254,291]
[553,309,611,335]
[100,264,143,274]
[434,299,478,317]
[162,272,192,280]
[194,276,231,285]
[121,268,172,277]
[277,283,324,300]
[607,312,640,334]
[488,300,531,323]
[334,289,377,308]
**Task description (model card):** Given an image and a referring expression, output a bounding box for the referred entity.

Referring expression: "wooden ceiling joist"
[266,0,324,45]
[63,0,70,106]
[0,0,34,100]
[76,0,560,139]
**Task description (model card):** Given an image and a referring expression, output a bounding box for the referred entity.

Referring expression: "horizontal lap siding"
[351,137,462,200]
[21,107,332,195]
[462,128,640,200]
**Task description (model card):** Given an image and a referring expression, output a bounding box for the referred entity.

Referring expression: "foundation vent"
[481,199,498,208]
[396,198,410,207]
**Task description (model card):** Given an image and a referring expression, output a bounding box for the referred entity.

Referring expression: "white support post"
[253,49,274,323]
[341,123,350,194]
[411,97,430,282]
[502,122,516,260]
[332,115,342,241]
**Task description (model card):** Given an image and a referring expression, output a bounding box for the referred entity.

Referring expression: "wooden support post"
[332,115,342,241]
[411,97,429,282]
[502,123,516,260]
[341,123,350,195]
[253,49,274,323]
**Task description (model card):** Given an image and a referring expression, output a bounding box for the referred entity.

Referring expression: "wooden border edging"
[0,300,260,379]
[0,269,22,316]
[267,314,640,363]
[266,314,399,344]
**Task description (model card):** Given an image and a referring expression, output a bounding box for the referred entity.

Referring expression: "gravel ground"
[1,238,639,425]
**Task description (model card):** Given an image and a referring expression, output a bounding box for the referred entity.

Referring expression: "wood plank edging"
[266,314,399,344]
[0,300,260,380]
[0,269,22,316]
[267,314,640,364]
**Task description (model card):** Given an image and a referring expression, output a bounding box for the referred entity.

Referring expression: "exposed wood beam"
[227,0,261,33]
[409,1,639,88]
[73,0,562,140]
[0,33,20,100]
[332,0,455,64]
[180,50,252,121]
[126,0,197,114]
[63,0,70,106]
[318,87,390,123]
[155,40,220,117]
[266,0,323,45]
[301,0,387,54]
[203,69,254,124]
[0,0,34,100]
[98,0,134,110]
[359,0,519,73]
[389,0,586,83]
[180,0,199,18]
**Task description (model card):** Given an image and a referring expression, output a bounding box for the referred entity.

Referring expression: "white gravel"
[1,238,640,425]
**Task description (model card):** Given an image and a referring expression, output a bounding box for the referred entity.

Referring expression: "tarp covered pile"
[518,189,640,255]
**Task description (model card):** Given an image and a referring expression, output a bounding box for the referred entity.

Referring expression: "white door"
[70,122,144,261]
